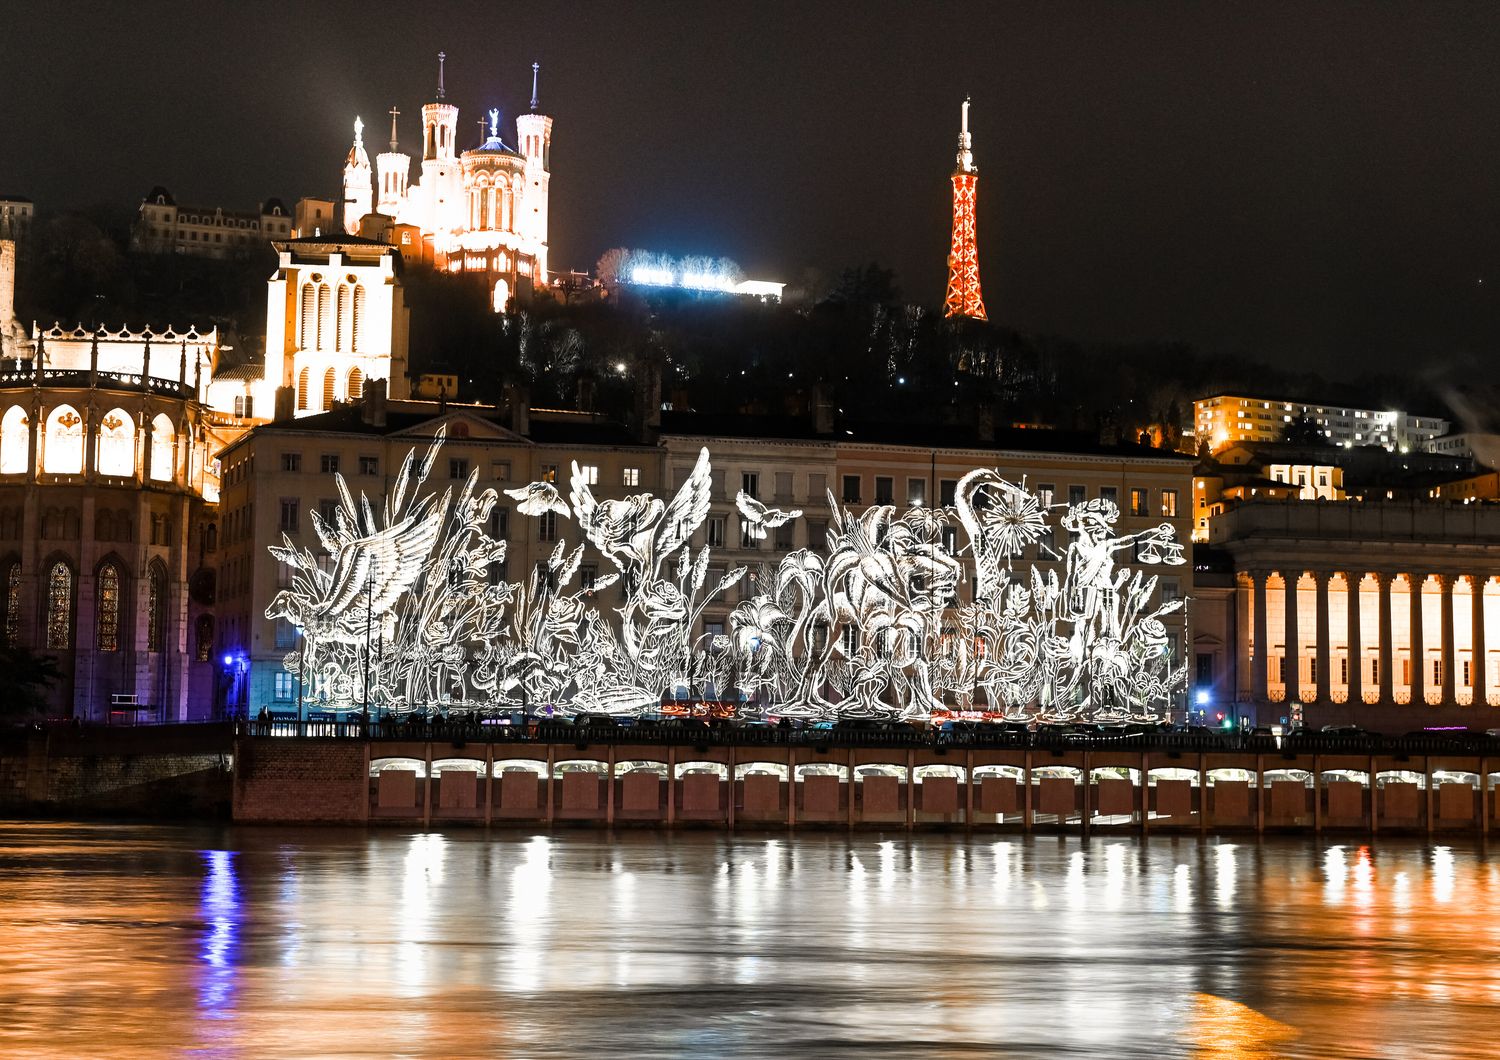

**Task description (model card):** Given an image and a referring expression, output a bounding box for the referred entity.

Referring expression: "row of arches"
[297,281,367,354]
[466,179,515,232]
[0,405,178,479]
[1,557,202,656]
[295,366,364,413]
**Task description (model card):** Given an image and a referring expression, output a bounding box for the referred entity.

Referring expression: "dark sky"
[6,1,1500,374]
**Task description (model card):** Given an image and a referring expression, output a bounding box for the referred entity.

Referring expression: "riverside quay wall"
[0,723,233,818]
[231,722,1500,835]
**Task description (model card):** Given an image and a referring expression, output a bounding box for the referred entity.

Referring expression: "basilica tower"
[419,52,463,233]
[513,63,553,282]
[375,107,411,218]
[341,117,372,235]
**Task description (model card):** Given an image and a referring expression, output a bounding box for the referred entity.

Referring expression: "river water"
[0,823,1496,1058]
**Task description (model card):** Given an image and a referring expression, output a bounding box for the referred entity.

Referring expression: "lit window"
[1129,489,1148,517]
[623,467,640,487]
[46,561,73,649]
[579,464,599,486]
[146,564,166,653]
[706,516,726,548]
[96,563,121,652]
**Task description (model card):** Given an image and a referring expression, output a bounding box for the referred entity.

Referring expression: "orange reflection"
[1188,994,1300,1059]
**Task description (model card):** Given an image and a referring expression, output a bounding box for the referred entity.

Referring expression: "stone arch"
[347,367,364,400]
[297,367,310,411]
[149,414,174,482]
[96,406,135,477]
[316,283,332,350]
[322,368,336,409]
[0,405,28,475]
[43,405,84,475]
[299,284,315,347]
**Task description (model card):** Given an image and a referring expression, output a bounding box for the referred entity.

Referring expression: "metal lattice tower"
[943,97,987,321]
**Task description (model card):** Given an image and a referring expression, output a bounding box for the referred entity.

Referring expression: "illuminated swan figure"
[734,491,802,540]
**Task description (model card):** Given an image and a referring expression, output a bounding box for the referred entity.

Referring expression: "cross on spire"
[476,118,487,146]
[530,62,540,111]
[437,51,446,100]
[387,107,400,151]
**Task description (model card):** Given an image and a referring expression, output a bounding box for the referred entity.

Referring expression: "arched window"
[150,415,174,482]
[299,284,315,347]
[322,368,336,409]
[95,510,113,542]
[352,285,367,352]
[115,509,133,543]
[43,405,84,475]
[3,562,19,648]
[97,407,135,477]
[96,562,121,652]
[336,285,349,351]
[297,367,310,411]
[348,367,364,400]
[0,406,28,475]
[492,279,510,314]
[45,561,72,649]
[316,284,332,350]
[146,562,166,653]
[195,615,214,663]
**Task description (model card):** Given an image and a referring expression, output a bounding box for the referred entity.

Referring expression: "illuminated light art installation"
[267,428,1187,721]
[943,97,987,321]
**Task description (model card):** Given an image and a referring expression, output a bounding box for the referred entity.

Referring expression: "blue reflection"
[197,849,241,1016]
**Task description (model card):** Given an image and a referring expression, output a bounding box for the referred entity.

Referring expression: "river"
[0,822,1495,1058]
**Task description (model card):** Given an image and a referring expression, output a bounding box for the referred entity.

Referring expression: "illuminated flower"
[638,579,687,623]
[730,597,789,653]
[581,494,666,569]
[981,483,1050,558]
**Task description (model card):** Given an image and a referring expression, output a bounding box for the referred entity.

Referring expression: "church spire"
[530,62,540,111]
[437,50,447,101]
[387,107,400,152]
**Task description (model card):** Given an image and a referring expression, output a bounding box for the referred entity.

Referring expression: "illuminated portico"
[1211,502,1500,728]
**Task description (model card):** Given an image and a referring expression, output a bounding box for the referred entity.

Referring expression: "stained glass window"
[3,564,19,647]
[97,563,120,652]
[45,562,72,649]
[195,615,213,662]
[147,564,166,653]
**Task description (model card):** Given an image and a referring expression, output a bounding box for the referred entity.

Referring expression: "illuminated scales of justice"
[267,429,1188,721]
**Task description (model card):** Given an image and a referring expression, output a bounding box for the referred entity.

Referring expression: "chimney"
[274,385,295,422]
[0,240,15,325]
[503,382,530,435]
[811,384,834,435]
[361,377,388,427]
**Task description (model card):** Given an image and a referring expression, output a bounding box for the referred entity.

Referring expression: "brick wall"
[233,738,368,823]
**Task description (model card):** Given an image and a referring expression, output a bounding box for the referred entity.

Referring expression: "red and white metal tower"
[943,97,987,321]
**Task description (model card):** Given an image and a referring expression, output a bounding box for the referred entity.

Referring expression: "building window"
[279,499,299,533]
[1160,578,1180,603]
[489,506,509,539]
[1100,485,1118,506]
[538,511,558,542]
[874,476,894,505]
[841,475,861,503]
[1340,657,1349,684]
[580,564,597,591]
[1037,484,1056,507]
[146,564,166,653]
[1068,485,1086,506]
[907,478,925,507]
[273,671,294,701]
[3,563,19,647]
[96,563,121,652]
[195,615,214,663]
[742,472,759,499]
[233,395,254,418]
[623,467,640,487]
[1433,659,1443,686]
[774,522,795,551]
[359,456,378,476]
[579,464,599,486]
[540,463,558,483]
[1195,653,1214,686]
[450,458,469,480]
[274,618,297,650]
[320,454,339,474]
[739,519,760,549]
[774,471,793,500]
[940,479,957,506]
[318,499,338,525]
[706,516,726,548]
[45,561,73,650]
[1275,657,1286,684]
[1464,659,1472,685]
[1129,488,1149,517]
[493,460,512,481]
[281,452,301,472]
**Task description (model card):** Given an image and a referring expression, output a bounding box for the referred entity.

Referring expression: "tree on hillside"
[1280,412,1331,446]
[0,647,62,724]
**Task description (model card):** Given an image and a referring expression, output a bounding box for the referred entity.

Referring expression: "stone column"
[1284,570,1301,704]
[1410,574,1425,705]
[1315,571,1331,704]
[1252,569,1270,706]
[1440,574,1456,707]
[1378,573,1395,705]
[1347,571,1363,706]
[1474,576,1487,707]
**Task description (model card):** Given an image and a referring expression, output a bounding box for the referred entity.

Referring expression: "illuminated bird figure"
[734,491,803,540]
[504,480,570,517]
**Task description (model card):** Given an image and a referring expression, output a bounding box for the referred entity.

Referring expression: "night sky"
[6,2,1500,374]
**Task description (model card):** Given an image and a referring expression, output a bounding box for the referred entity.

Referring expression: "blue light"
[222,654,233,667]
[1195,689,1210,706]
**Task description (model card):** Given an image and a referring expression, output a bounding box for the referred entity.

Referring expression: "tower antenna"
[530,62,540,111]
[943,97,987,320]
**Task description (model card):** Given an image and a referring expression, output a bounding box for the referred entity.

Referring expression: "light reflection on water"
[0,823,1496,1058]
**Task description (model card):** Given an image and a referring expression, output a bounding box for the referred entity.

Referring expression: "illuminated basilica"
[341,53,553,310]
